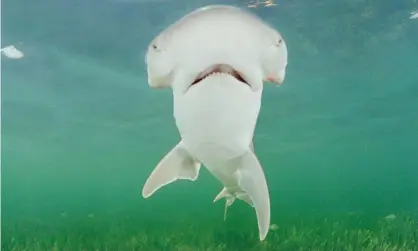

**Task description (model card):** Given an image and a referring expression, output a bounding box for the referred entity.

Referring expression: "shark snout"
[265,68,286,85]
[266,75,284,85]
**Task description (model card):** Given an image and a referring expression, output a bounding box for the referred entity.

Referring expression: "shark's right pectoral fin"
[236,151,271,241]
[142,141,201,198]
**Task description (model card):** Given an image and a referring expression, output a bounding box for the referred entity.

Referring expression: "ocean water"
[1,0,418,250]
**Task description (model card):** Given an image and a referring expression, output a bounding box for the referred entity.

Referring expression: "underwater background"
[1,0,418,250]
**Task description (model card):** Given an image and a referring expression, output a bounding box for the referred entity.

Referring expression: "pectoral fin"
[142,141,201,198]
[236,150,270,241]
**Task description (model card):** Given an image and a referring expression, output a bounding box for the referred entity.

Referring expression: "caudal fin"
[236,150,270,241]
[142,141,201,198]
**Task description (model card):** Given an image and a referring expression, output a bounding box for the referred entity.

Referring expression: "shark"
[141,5,288,241]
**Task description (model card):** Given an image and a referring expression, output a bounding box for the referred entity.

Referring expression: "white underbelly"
[173,74,262,162]
[204,159,242,190]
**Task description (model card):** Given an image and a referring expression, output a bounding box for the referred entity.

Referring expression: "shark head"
[145,5,288,93]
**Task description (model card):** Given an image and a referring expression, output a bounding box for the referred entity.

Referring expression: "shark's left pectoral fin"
[142,141,201,198]
[236,151,271,241]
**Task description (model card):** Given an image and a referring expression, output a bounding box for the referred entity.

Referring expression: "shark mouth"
[191,64,249,86]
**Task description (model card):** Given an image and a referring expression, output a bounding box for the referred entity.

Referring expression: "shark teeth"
[191,64,248,86]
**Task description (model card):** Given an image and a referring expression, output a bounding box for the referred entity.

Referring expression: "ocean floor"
[2,212,417,251]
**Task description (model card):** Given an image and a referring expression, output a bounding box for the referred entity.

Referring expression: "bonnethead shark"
[141,5,288,241]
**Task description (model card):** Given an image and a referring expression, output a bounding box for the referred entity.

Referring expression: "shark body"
[142,5,288,241]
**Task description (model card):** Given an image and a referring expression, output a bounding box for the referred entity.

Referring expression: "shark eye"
[150,43,162,53]
[275,39,283,47]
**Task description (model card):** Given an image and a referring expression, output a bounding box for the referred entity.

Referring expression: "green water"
[2,0,418,250]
